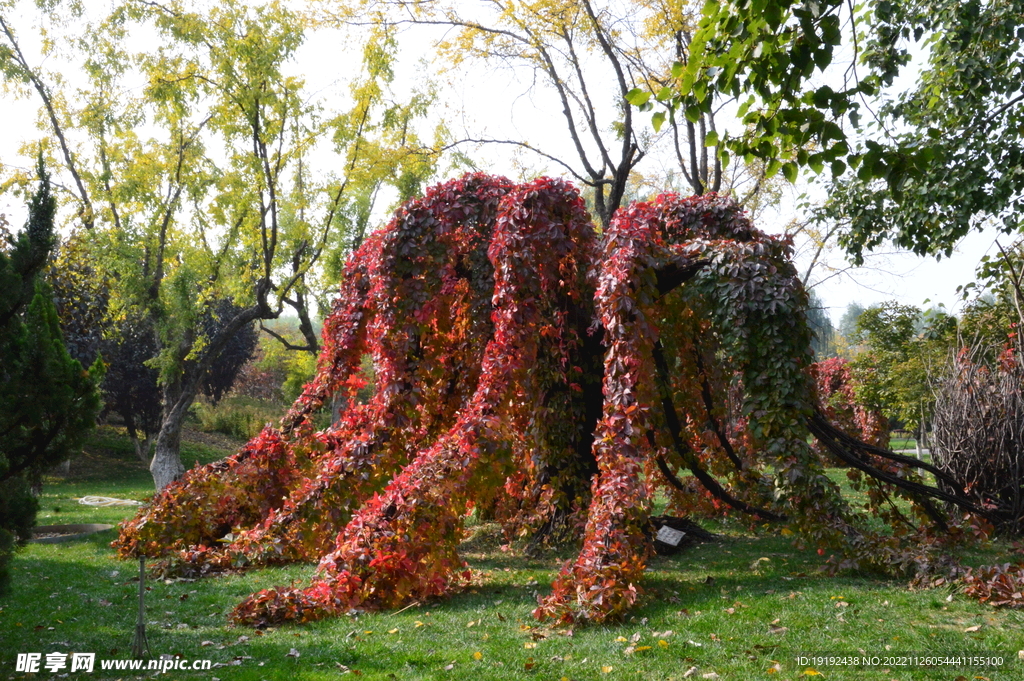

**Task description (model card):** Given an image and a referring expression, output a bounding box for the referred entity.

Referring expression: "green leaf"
[782,162,798,182]
[705,130,719,147]
[652,111,666,133]
[625,88,651,106]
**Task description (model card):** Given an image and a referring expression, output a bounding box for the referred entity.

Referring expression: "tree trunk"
[150,405,186,491]
[131,433,153,464]
[148,297,269,490]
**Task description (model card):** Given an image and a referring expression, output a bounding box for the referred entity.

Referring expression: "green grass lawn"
[3,427,1023,680]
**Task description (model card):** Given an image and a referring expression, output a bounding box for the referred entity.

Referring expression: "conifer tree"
[0,163,103,594]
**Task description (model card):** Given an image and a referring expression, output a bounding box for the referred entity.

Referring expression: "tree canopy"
[659,0,1024,261]
[115,174,1001,627]
[1,0,441,488]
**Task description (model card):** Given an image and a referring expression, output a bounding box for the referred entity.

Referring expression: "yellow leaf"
[658,640,669,648]
[803,668,822,676]
[524,641,536,649]
[414,621,424,627]
[472,651,482,660]
[388,628,399,634]
[635,646,652,652]
[615,636,627,642]
[602,666,614,673]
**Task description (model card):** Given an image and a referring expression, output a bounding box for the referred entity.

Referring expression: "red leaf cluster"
[115,174,985,627]
[961,563,1024,607]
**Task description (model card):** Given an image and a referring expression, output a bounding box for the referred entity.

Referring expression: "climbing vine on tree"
[116,173,1002,625]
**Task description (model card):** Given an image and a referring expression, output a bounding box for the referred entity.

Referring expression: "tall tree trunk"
[150,414,185,491]
[150,381,188,490]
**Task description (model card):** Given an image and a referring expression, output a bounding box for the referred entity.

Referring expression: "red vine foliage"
[811,357,890,457]
[115,174,1000,626]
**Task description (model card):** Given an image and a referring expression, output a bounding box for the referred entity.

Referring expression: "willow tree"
[116,173,999,625]
[0,0,439,489]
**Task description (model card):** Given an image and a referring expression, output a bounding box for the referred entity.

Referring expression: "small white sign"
[655,525,685,546]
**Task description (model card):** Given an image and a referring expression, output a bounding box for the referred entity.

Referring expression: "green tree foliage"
[838,301,866,347]
[654,0,1024,261]
[851,301,953,437]
[806,289,836,358]
[0,165,102,595]
[1,0,439,489]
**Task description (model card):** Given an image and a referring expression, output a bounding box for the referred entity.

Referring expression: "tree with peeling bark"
[115,173,1005,626]
[0,0,439,489]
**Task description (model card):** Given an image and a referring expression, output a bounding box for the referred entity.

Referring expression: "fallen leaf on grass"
[601,665,614,673]
[964,625,982,633]
[802,668,821,676]
[388,628,399,634]
[286,649,300,658]
[658,640,669,648]
[682,666,699,678]
[769,624,788,635]
[472,652,482,660]
[767,661,782,673]
[414,621,424,627]
[524,658,535,670]
[524,641,536,649]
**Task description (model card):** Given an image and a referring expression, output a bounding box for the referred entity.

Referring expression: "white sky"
[0,3,1003,324]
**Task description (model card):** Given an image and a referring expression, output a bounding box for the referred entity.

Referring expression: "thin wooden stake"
[130,555,149,659]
